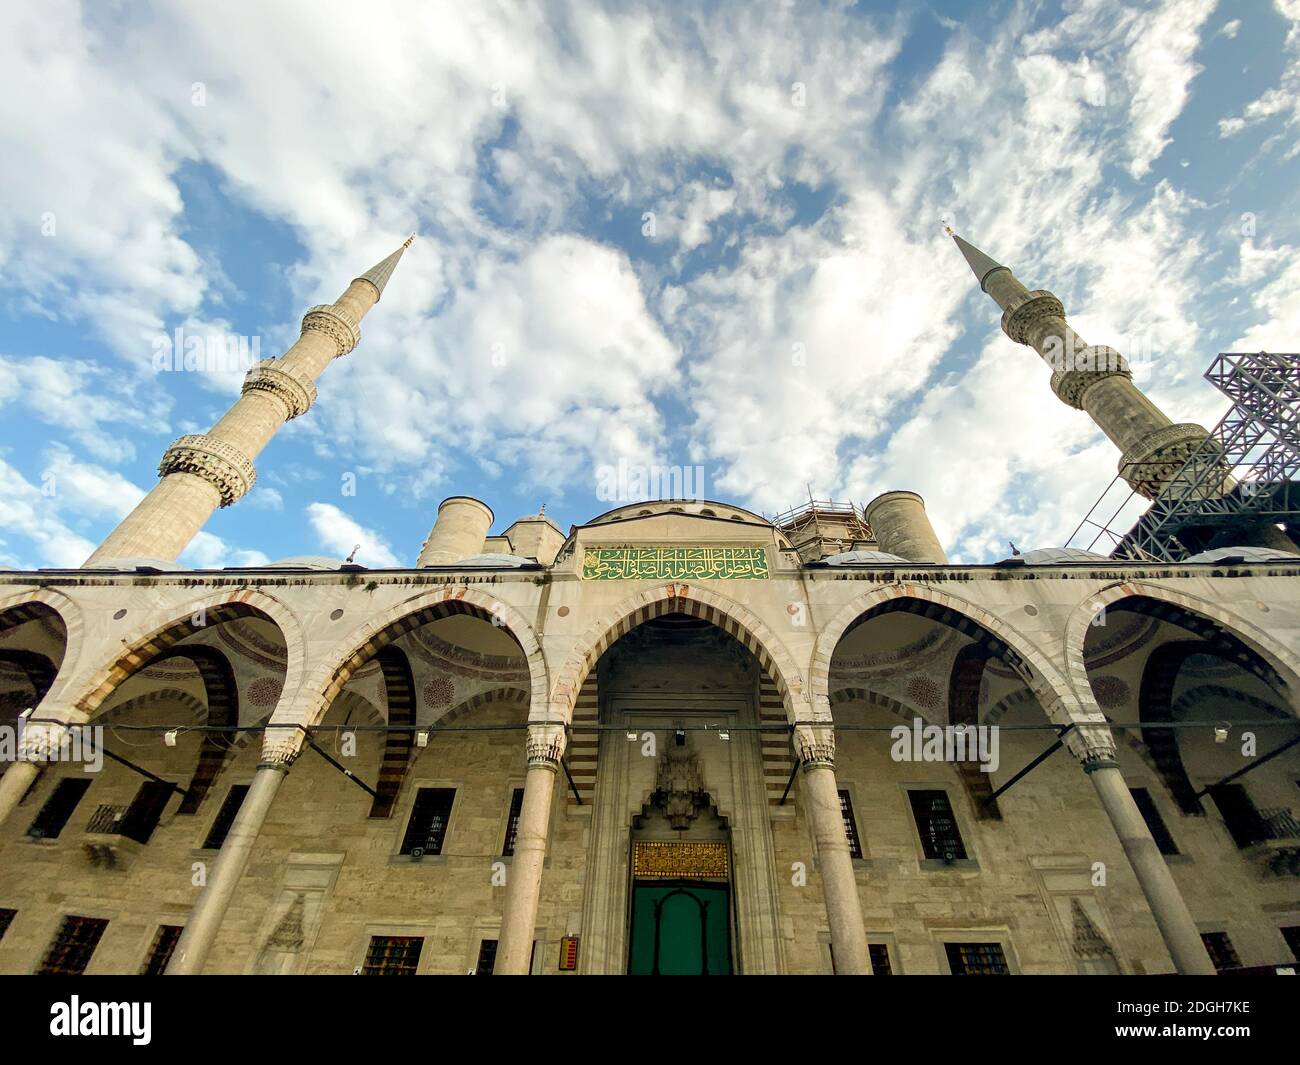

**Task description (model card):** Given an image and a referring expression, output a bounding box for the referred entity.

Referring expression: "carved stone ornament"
[1118,423,1218,500]
[159,434,256,507]
[300,303,361,358]
[652,733,709,830]
[525,723,566,770]
[1050,346,1133,410]
[1000,290,1066,345]
[795,724,836,770]
[242,359,317,419]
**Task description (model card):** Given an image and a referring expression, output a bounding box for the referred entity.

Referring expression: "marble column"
[166,760,290,974]
[495,723,565,975]
[1072,727,1215,975]
[797,725,872,974]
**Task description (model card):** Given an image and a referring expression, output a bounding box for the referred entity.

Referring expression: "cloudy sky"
[1,0,1298,570]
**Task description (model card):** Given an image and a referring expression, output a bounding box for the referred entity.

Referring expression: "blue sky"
[2,0,1299,569]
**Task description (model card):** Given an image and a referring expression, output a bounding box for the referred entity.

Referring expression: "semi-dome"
[821,550,912,565]
[265,556,343,570]
[1018,547,1111,565]
[80,557,191,572]
[1185,546,1300,564]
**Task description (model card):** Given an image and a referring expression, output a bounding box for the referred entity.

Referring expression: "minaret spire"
[84,237,414,566]
[949,228,1209,501]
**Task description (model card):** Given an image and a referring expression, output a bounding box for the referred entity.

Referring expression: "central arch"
[550,584,806,726]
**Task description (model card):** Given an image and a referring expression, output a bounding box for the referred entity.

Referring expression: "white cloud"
[180,532,270,569]
[0,457,97,568]
[307,502,401,567]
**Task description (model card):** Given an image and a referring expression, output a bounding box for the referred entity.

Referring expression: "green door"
[627,882,732,975]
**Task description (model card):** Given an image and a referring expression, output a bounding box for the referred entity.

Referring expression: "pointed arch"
[549,584,806,725]
[1065,583,1300,714]
[814,583,1078,728]
[266,587,546,763]
[67,589,303,721]
[369,646,415,818]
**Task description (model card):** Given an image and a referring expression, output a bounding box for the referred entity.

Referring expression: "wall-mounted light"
[163,729,178,747]
[626,730,639,741]
[717,728,731,741]
[1214,723,1230,744]
[416,730,429,748]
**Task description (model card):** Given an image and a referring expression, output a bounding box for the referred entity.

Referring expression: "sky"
[2,0,1299,570]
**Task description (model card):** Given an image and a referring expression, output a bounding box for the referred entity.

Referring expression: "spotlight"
[1214,723,1230,744]
[416,730,429,748]
[718,728,730,741]
[164,729,178,747]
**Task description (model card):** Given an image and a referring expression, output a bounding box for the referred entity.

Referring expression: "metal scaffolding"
[1066,351,1300,561]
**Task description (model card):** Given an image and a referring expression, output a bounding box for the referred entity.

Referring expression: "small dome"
[81,557,191,572]
[1185,546,1300,564]
[267,556,342,570]
[455,552,535,568]
[822,550,911,565]
[1018,548,1111,565]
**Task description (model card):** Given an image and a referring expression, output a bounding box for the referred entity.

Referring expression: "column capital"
[794,723,836,770]
[1065,722,1120,772]
[525,722,567,770]
[301,303,361,358]
[242,359,317,419]
[159,434,256,507]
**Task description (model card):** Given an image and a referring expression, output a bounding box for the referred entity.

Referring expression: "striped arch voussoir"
[550,586,806,726]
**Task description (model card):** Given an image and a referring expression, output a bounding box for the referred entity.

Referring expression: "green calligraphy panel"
[580,546,769,580]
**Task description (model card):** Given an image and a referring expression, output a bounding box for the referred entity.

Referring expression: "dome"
[1185,546,1300,564]
[455,552,535,568]
[822,550,912,565]
[1018,548,1111,565]
[80,557,191,572]
[266,556,343,570]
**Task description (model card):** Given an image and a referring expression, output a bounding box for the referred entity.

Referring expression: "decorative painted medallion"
[632,841,730,881]
[581,546,768,580]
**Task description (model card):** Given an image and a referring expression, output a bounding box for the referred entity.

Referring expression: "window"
[117,780,174,844]
[909,790,967,861]
[1201,931,1241,973]
[27,778,91,840]
[475,938,498,975]
[1210,784,1270,849]
[1130,787,1179,856]
[400,788,455,856]
[38,915,108,975]
[1281,926,1300,964]
[839,790,863,859]
[502,788,525,856]
[474,938,536,975]
[203,785,250,849]
[868,943,893,975]
[946,941,1009,975]
[0,908,15,941]
[362,935,423,976]
[140,925,183,976]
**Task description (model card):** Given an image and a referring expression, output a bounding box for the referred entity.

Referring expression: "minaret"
[949,229,1212,501]
[85,238,414,565]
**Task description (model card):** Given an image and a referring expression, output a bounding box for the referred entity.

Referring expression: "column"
[1073,728,1215,975]
[495,723,565,975]
[797,725,872,975]
[165,761,289,974]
